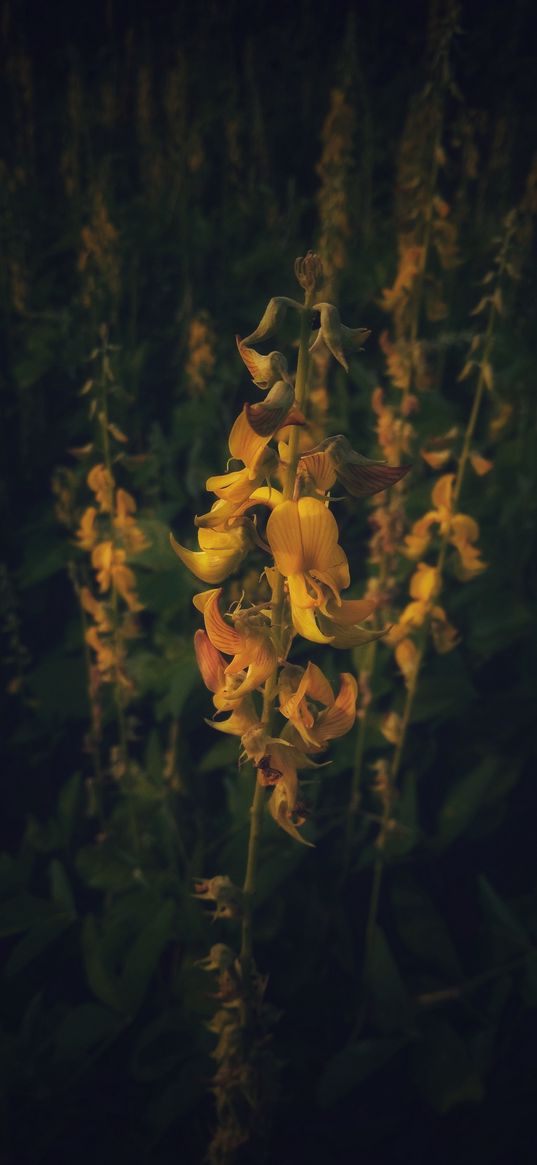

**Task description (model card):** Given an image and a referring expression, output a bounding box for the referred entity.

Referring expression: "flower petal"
[311,672,357,745]
[193,588,242,654]
[236,337,293,390]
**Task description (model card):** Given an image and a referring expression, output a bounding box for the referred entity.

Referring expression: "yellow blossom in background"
[87,463,114,512]
[113,489,149,554]
[76,505,98,550]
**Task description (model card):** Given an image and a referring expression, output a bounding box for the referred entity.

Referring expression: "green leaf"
[131,1011,188,1082]
[393,876,463,980]
[0,893,62,936]
[411,1016,484,1112]
[49,860,76,913]
[478,876,530,950]
[76,844,138,893]
[56,1003,125,1056]
[81,916,126,1013]
[121,899,176,1013]
[5,913,75,977]
[437,758,520,846]
[410,651,476,724]
[366,925,415,1034]
[317,1038,407,1108]
[198,738,238,773]
[57,774,83,845]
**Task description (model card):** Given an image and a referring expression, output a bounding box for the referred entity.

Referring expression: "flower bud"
[294,251,324,294]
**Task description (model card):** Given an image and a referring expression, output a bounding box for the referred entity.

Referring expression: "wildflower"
[245,379,304,437]
[299,434,410,498]
[309,303,370,371]
[91,541,142,611]
[113,488,149,554]
[204,409,278,512]
[403,474,487,576]
[193,588,277,700]
[87,463,114,512]
[76,505,98,550]
[236,338,293,390]
[170,520,255,584]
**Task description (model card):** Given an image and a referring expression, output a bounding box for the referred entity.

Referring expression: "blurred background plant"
[1,1,537,1162]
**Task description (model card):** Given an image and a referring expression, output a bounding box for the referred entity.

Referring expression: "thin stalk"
[240,289,314,975]
[358,273,502,1003]
[97,339,141,859]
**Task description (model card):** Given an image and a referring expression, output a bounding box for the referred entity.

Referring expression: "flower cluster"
[172,258,409,843]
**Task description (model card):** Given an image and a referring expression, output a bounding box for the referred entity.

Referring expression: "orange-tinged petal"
[298,451,337,493]
[450,513,479,543]
[431,473,455,512]
[469,451,494,476]
[194,629,226,692]
[193,588,242,655]
[228,408,273,473]
[409,563,440,602]
[309,673,357,746]
[267,496,343,577]
[236,338,292,390]
[223,630,277,699]
[421,449,451,470]
[245,380,297,437]
[395,638,419,686]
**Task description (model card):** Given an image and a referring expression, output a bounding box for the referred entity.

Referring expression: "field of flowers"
[1,1,536,1162]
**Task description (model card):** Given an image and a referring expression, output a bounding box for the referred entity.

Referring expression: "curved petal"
[170,532,244,584]
[193,588,242,654]
[298,451,337,493]
[312,673,357,745]
[236,338,292,390]
[194,630,226,692]
[289,597,334,644]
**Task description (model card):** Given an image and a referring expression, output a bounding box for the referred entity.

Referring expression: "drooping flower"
[298,434,410,499]
[403,474,487,577]
[76,505,98,550]
[193,587,277,700]
[235,338,293,390]
[113,488,149,554]
[87,463,114,512]
[204,408,278,509]
[279,664,358,750]
[309,303,371,372]
[170,520,255,584]
[239,296,302,348]
[244,379,305,437]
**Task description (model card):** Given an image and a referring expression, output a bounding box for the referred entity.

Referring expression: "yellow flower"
[113,489,149,554]
[266,497,349,643]
[87,463,114,512]
[170,520,254,584]
[193,587,277,701]
[76,505,98,550]
[91,541,142,611]
[205,408,278,508]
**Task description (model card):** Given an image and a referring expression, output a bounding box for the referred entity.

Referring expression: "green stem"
[97,336,141,860]
[239,288,314,974]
